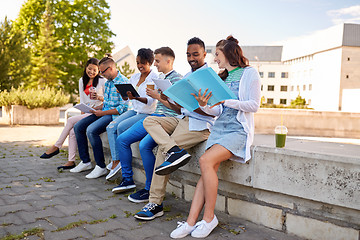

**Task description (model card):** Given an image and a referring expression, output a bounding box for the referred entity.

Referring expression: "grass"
[52,219,108,232]
[1,227,44,240]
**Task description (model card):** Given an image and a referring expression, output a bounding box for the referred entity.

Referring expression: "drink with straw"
[275,125,288,148]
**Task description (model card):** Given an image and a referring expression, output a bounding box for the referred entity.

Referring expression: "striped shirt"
[153,70,183,116]
[102,71,129,118]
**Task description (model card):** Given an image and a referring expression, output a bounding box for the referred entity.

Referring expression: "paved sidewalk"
[0,124,303,240]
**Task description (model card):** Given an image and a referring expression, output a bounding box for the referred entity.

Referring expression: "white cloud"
[327,5,360,25]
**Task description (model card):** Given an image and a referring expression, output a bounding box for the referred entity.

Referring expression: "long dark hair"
[216,36,249,80]
[82,58,100,90]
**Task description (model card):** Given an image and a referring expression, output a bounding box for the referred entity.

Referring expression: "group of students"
[40,36,261,238]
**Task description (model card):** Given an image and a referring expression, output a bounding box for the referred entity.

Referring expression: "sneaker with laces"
[112,178,136,194]
[170,221,196,239]
[191,215,218,238]
[155,146,191,176]
[128,188,149,203]
[134,202,163,220]
[70,161,92,173]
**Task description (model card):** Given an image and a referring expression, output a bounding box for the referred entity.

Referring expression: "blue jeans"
[74,114,113,168]
[106,110,149,161]
[118,114,163,190]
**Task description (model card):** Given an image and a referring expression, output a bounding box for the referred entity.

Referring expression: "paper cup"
[147,83,155,90]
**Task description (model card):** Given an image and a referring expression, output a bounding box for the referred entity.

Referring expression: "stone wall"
[254,108,360,138]
[2,105,60,125]
[124,139,360,240]
[95,129,360,240]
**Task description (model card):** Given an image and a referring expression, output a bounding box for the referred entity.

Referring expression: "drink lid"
[275,126,288,134]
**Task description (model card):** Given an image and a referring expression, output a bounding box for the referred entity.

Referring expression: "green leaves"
[0,17,31,91]
[11,0,115,96]
[0,87,70,109]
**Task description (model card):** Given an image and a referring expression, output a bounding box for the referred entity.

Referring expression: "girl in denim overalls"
[170,36,261,239]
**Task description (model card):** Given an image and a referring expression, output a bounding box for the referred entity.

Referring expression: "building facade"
[205,23,360,112]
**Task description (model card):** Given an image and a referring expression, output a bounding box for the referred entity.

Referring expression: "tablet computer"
[114,84,140,99]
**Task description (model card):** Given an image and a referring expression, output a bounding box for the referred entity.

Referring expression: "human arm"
[90,108,119,117]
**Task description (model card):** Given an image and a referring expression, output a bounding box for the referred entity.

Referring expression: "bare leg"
[200,144,232,222]
[184,144,232,225]
[111,160,120,169]
[45,145,59,155]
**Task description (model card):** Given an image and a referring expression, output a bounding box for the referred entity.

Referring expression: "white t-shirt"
[78,77,107,108]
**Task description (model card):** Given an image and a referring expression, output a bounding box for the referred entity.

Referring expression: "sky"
[1,0,360,74]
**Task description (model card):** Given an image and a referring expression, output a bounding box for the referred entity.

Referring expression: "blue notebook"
[164,68,237,112]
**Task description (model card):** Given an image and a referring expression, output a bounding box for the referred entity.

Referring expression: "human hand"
[91,110,104,116]
[127,91,136,100]
[146,88,160,99]
[160,91,168,101]
[191,88,212,107]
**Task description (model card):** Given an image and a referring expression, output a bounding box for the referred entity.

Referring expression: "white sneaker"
[70,162,92,173]
[191,215,218,238]
[106,162,113,170]
[170,221,196,238]
[105,162,122,180]
[85,165,108,179]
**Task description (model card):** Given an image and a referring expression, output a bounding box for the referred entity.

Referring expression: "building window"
[206,49,212,53]
[291,86,294,91]
[267,98,274,104]
[346,75,349,79]
[259,72,264,78]
[268,72,275,78]
[268,85,274,91]
[280,86,288,92]
[281,72,288,78]
[261,85,263,91]
[297,85,300,91]
[309,84,312,91]
[308,99,311,105]
[280,99,287,104]
[303,85,306,91]
[347,57,350,61]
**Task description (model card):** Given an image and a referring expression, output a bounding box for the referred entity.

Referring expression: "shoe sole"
[70,166,92,173]
[112,185,136,194]
[85,171,107,179]
[134,211,164,221]
[155,154,191,176]
[128,195,149,203]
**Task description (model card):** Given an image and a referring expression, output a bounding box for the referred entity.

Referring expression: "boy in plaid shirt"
[72,56,129,179]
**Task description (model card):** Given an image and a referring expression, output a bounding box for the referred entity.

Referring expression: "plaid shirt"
[102,71,129,118]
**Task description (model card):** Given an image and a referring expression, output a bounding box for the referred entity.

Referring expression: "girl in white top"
[170,36,261,239]
[106,48,158,177]
[40,58,106,171]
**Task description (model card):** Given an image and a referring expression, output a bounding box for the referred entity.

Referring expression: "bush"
[0,87,70,109]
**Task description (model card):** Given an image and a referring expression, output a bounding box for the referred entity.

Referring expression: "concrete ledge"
[97,132,360,239]
[2,105,60,125]
[255,108,360,138]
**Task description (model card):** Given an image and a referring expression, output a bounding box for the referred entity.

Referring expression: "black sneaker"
[112,178,136,194]
[128,188,149,203]
[155,146,191,176]
[134,202,163,221]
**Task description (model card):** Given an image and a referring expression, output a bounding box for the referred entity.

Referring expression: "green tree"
[118,61,135,78]
[290,94,308,109]
[14,0,115,95]
[30,2,64,89]
[0,17,31,91]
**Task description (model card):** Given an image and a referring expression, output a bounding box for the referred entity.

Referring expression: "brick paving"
[0,124,303,240]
